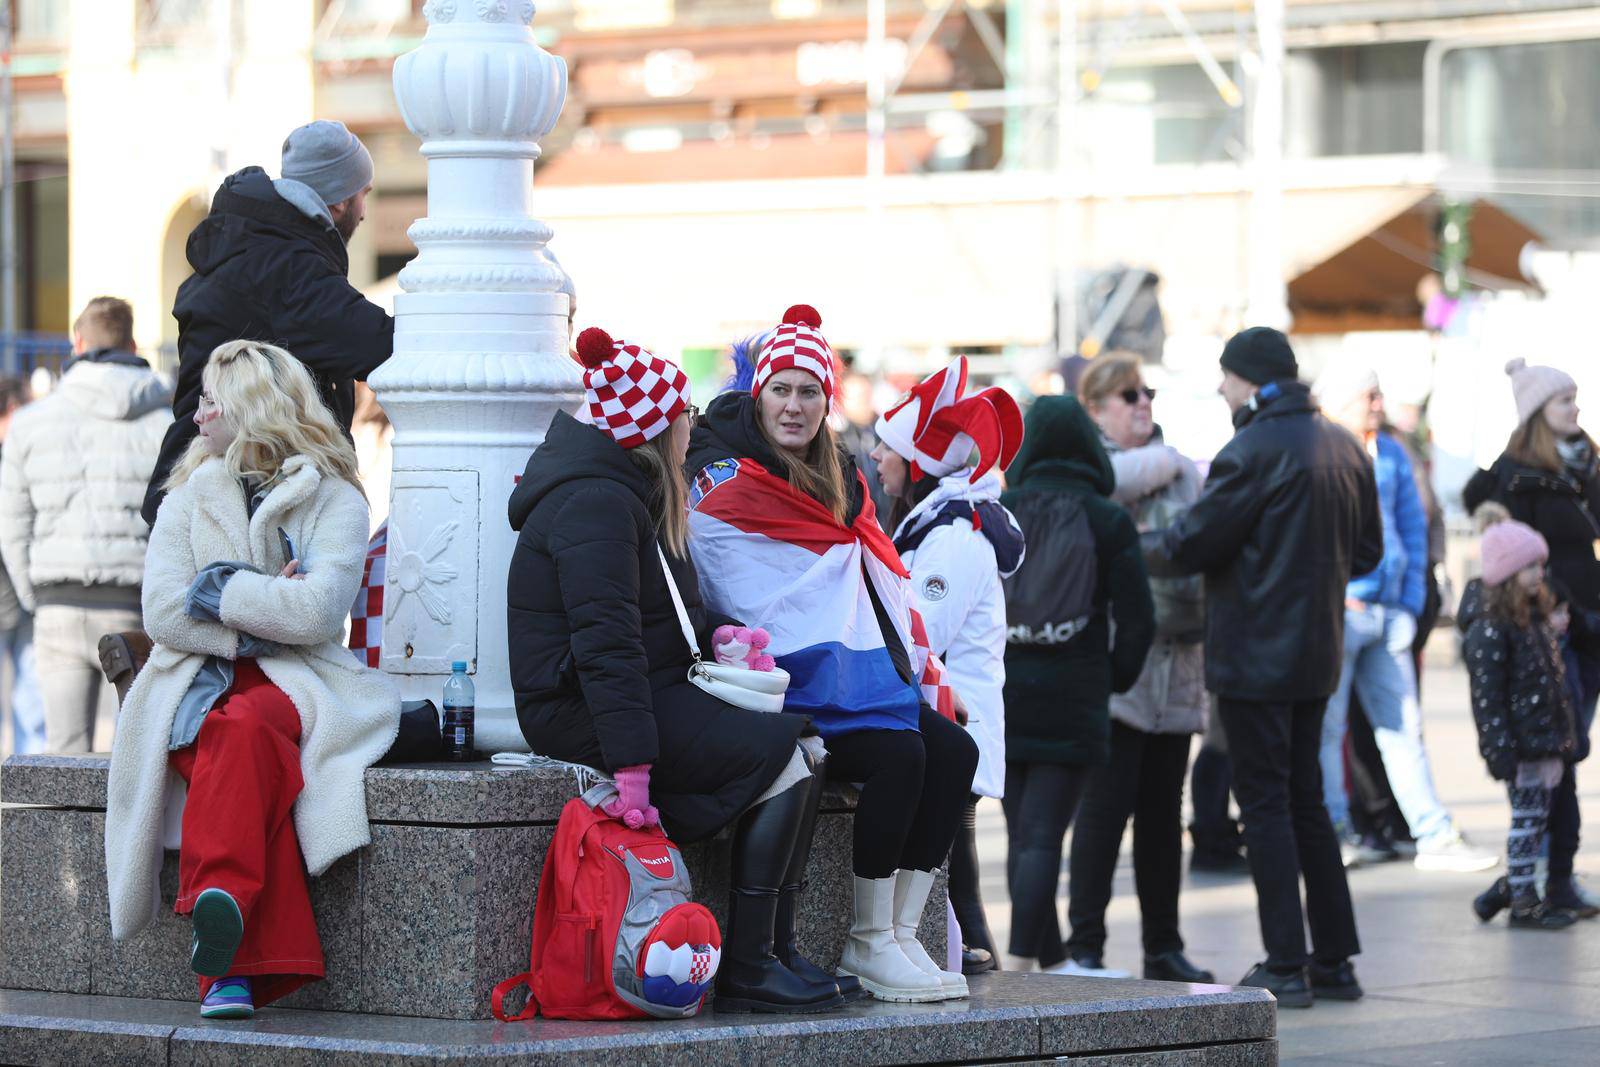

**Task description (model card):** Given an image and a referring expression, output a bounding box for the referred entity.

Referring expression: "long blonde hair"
[627,430,689,557]
[165,340,365,496]
[758,411,850,526]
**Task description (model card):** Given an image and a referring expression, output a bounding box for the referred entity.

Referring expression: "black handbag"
[377,699,445,764]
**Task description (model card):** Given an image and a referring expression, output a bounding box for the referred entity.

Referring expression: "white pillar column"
[375,0,574,752]
[1245,0,1289,331]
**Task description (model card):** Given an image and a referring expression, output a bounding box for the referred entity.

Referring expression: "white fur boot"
[837,876,945,1002]
[892,869,968,999]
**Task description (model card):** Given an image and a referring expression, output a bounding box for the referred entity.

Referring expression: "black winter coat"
[1463,450,1600,616]
[506,410,806,842]
[1458,580,1577,779]
[1155,381,1383,703]
[1001,395,1155,767]
[142,167,394,525]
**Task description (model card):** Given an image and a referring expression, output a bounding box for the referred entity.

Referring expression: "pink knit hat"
[1480,519,1549,588]
[1505,358,1577,426]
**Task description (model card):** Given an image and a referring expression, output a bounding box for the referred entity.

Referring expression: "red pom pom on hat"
[576,327,616,369]
[782,304,822,328]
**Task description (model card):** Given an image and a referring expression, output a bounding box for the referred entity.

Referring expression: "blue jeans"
[1,619,45,755]
[1320,604,1451,845]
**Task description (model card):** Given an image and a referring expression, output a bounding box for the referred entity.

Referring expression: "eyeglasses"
[1119,386,1156,405]
[685,404,702,421]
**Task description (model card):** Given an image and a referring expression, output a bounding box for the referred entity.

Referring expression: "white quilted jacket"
[0,359,171,608]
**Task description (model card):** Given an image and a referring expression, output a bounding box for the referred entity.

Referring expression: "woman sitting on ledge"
[105,340,400,1020]
[686,305,980,1004]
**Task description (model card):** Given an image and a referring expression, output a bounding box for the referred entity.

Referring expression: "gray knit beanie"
[281,121,374,208]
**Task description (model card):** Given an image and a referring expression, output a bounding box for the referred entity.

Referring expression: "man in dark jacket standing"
[141,120,394,525]
[1150,327,1382,1008]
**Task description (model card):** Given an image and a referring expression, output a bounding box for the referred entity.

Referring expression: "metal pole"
[1,0,18,375]
[1054,0,1077,360]
[864,0,886,369]
[1244,0,1289,330]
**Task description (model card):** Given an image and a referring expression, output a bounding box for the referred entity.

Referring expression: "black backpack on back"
[1002,493,1099,648]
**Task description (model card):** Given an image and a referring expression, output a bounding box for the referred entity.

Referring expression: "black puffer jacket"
[1156,381,1383,702]
[1463,449,1600,616]
[142,167,393,524]
[1458,579,1577,779]
[506,410,808,842]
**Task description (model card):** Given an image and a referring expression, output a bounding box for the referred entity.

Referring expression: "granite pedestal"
[0,971,1276,1065]
[0,754,944,1021]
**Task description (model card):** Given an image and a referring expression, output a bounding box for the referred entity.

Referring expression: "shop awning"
[1288,196,1542,334]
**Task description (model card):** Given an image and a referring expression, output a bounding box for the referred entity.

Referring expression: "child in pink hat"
[1461,516,1579,929]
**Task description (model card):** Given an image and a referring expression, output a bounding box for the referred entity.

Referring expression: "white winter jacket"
[894,472,1023,799]
[0,357,171,610]
[105,454,400,940]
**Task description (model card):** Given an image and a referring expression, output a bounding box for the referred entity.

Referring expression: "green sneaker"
[190,888,244,978]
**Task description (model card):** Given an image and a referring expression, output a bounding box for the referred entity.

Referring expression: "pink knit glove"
[601,764,659,829]
[713,625,777,672]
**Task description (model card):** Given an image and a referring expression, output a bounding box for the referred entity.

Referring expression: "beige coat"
[106,454,399,940]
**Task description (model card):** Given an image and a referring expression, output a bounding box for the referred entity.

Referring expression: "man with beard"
[141,120,394,524]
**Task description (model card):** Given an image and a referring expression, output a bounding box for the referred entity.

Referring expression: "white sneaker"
[1043,956,1132,979]
[1414,831,1499,873]
[1572,874,1600,910]
[837,876,945,1003]
[891,869,967,999]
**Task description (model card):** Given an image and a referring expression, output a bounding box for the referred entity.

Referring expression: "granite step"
[0,972,1276,1066]
[0,753,943,1021]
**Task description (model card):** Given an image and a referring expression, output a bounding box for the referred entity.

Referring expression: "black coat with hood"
[1463,445,1600,619]
[1000,395,1155,767]
[142,166,394,525]
[1155,380,1383,703]
[506,410,806,843]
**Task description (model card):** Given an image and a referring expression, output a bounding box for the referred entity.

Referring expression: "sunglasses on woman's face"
[1120,386,1156,405]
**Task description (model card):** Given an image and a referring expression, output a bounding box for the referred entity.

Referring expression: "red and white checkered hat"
[575,326,691,450]
[752,304,836,403]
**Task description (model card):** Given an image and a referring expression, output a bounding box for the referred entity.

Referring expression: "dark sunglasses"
[1119,386,1156,405]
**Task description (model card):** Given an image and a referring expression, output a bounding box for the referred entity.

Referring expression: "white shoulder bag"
[656,545,790,714]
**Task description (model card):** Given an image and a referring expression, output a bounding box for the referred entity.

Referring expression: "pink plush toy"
[713,625,777,672]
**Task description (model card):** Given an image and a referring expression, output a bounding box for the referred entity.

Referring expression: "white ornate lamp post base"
[372,0,575,752]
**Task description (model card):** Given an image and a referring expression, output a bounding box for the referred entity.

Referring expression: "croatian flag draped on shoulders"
[685,306,954,738]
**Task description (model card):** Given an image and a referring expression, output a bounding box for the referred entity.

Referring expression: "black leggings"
[825,706,980,879]
[1002,760,1087,964]
[947,794,996,956]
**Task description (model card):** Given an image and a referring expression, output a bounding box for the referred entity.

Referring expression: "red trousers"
[169,658,324,1006]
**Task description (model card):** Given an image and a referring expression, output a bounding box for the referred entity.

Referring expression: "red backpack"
[491,782,722,1021]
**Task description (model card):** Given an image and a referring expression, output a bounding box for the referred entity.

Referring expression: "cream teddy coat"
[106,454,400,940]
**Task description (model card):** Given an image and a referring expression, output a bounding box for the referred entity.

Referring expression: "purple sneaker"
[200,975,254,1019]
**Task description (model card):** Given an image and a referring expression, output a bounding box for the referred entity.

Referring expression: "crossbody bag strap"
[656,544,705,666]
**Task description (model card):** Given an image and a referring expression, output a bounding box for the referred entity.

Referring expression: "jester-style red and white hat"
[875,355,1024,483]
[575,326,691,449]
[752,304,836,403]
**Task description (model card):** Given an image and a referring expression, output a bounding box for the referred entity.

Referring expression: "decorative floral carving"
[422,0,458,23]
[386,521,461,625]
[521,1,537,22]
[477,0,511,20]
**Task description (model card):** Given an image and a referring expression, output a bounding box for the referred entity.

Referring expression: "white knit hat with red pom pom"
[575,326,691,449]
[752,304,836,403]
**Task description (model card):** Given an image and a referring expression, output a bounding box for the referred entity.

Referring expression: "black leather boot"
[776,757,864,1000]
[1472,876,1511,923]
[716,778,845,1014]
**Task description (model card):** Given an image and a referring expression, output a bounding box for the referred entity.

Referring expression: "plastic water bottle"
[442,661,475,761]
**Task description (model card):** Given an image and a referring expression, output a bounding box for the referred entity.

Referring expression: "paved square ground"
[975,642,1600,1065]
